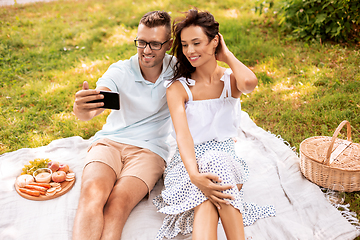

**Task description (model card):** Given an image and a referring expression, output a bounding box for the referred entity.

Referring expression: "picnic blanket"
[0,111,359,240]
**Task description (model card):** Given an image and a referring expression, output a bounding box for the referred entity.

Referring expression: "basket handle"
[324,120,352,165]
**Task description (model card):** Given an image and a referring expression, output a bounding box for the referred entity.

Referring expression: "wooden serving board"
[15,170,76,201]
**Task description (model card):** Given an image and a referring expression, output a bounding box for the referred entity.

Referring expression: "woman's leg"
[193,200,219,240]
[218,203,245,240]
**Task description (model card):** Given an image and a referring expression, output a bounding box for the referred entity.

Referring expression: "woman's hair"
[170,9,220,81]
[139,11,172,40]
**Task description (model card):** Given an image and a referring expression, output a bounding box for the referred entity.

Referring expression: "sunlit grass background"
[1,0,359,231]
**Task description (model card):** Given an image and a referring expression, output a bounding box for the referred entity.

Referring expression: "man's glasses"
[134,39,169,50]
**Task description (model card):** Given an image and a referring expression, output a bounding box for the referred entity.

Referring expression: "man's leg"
[100,176,148,240]
[72,162,117,240]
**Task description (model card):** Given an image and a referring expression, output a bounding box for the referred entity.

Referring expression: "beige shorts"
[84,138,165,194]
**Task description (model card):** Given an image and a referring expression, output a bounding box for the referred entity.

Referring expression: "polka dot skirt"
[153,138,276,239]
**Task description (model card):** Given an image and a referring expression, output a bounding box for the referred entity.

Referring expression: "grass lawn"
[1,0,359,234]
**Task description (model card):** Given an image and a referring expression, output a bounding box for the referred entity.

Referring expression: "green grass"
[0,0,359,234]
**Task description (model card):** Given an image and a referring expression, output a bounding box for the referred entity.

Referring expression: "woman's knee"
[194,200,219,217]
[193,200,219,240]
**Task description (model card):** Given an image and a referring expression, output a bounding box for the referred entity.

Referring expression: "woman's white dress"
[153,69,276,239]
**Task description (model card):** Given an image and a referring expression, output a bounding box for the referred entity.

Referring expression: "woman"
[154,9,276,240]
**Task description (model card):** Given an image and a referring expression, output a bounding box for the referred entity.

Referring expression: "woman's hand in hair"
[216,33,258,94]
[215,33,233,64]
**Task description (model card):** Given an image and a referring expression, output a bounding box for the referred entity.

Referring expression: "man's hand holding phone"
[87,91,120,110]
[73,81,119,121]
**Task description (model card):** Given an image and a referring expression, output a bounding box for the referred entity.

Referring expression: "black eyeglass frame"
[134,39,169,50]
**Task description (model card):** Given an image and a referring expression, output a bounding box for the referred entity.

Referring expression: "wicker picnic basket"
[299,120,360,192]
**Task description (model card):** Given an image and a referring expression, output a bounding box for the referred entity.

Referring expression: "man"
[72,11,174,240]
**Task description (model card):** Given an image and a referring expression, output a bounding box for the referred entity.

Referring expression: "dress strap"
[179,80,193,102]
[164,77,194,102]
[220,69,233,98]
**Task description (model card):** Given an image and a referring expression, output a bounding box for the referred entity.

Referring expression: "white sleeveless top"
[165,69,241,145]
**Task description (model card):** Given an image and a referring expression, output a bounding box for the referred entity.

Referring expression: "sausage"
[19,188,40,197]
[28,182,51,189]
[24,185,47,192]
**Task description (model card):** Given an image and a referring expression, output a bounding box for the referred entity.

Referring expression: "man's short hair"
[139,11,171,39]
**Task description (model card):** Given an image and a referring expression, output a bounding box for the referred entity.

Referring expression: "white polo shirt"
[92,53,175,160]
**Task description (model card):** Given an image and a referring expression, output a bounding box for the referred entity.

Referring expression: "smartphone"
[88,91,120,110]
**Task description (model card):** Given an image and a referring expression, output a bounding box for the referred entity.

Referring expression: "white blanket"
[0,111,359,240]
